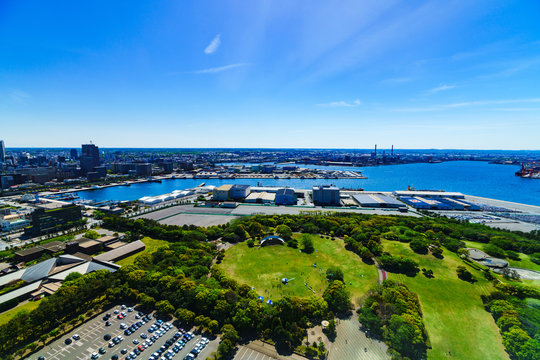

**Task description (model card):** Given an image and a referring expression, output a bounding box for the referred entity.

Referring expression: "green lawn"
[219,234,378,306]
[116,237,169,266]
[382,240,508,360]
[0,300,41,326]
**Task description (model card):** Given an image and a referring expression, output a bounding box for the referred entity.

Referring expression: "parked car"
[104,334,111,341]
[64,338,72,345]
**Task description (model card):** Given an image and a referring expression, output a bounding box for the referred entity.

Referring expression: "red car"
[117,314,124,319]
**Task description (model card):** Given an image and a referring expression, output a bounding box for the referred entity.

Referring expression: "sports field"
[219,234,378,306]
[382,240,509,360]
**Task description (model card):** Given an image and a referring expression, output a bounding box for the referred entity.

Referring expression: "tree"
[326,266,344,282]
[155,300,174,315]
[409,239,428,254]
[302,235,315,254]
[64,272,83,282]
[431,246,443,258]
[84,230,100,239]
[276,225,292,240]
[323,280,351,313]
[456,266,475,283]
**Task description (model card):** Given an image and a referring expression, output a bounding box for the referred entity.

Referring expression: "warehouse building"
[275,188,297,205]
[312,185,340,206]
[393,190,465,199]
[213,184,233,201]
[230,184,251,200]
[245,192,276,204]
[352,194,406,208]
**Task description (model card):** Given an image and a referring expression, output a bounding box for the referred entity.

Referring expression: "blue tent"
[257,296,264,302]
[266,299,273,305]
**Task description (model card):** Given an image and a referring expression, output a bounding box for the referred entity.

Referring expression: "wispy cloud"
[8,89,30,103]
[381,77,413,84]
[191,63,249,74]
[426,84,456,94]
[318,99,362,107]
[204,34,221,55]
[394,98,540,112]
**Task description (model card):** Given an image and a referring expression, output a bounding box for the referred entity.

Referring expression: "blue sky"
[1,0,539,149]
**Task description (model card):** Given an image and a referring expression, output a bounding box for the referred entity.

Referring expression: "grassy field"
[382,240,508,360]
[0,300,41,326]
[219,234,378,306]
[116,237,169,266]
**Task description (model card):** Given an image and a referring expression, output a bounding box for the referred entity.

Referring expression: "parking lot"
[28,305,219,360]
[234,347,277,360]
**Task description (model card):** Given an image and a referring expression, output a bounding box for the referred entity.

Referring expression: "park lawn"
[116,237,169,266]
[0,300,41,326]
[382,240,509,360]
[219,234,378,306]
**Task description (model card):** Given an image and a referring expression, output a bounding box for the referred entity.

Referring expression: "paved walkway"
[328,313,389,360]
[373,258,387,284]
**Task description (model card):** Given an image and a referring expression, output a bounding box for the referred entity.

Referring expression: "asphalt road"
[28,305,219,360]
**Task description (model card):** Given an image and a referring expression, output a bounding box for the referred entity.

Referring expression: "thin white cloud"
[427,84,456,94]
[318,99,362,107]
[192,63,249,74]
[204,34,221,55]
[381,77,413,84]
[8,89,30,103]
[394,98,540,112]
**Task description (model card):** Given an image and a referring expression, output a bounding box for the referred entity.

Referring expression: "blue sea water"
[76,161,540,206]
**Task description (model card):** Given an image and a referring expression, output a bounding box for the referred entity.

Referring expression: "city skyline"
[1,1,540,149]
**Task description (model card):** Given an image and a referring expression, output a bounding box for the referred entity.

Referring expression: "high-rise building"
[0,140,5,162]
[80,144,100,174]
[70,148,78,160]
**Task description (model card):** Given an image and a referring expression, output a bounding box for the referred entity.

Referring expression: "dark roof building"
[93,240,146,263]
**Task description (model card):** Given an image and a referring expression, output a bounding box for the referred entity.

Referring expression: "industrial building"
[229,184,251,200]
[275,188,297,205]
[393,190,465,199]
[245,192,276,204]
[352,194,406,208]
[213,184,233,201]
[312,185,341,206]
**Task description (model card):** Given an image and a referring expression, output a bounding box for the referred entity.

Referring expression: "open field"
[0,299,41,326]
[382,240,508,360]
[219,234,378,306]
[116,237,169,266]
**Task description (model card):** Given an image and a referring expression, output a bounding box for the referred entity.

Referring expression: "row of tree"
[358,280,429,360]
[481,282,540,360]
